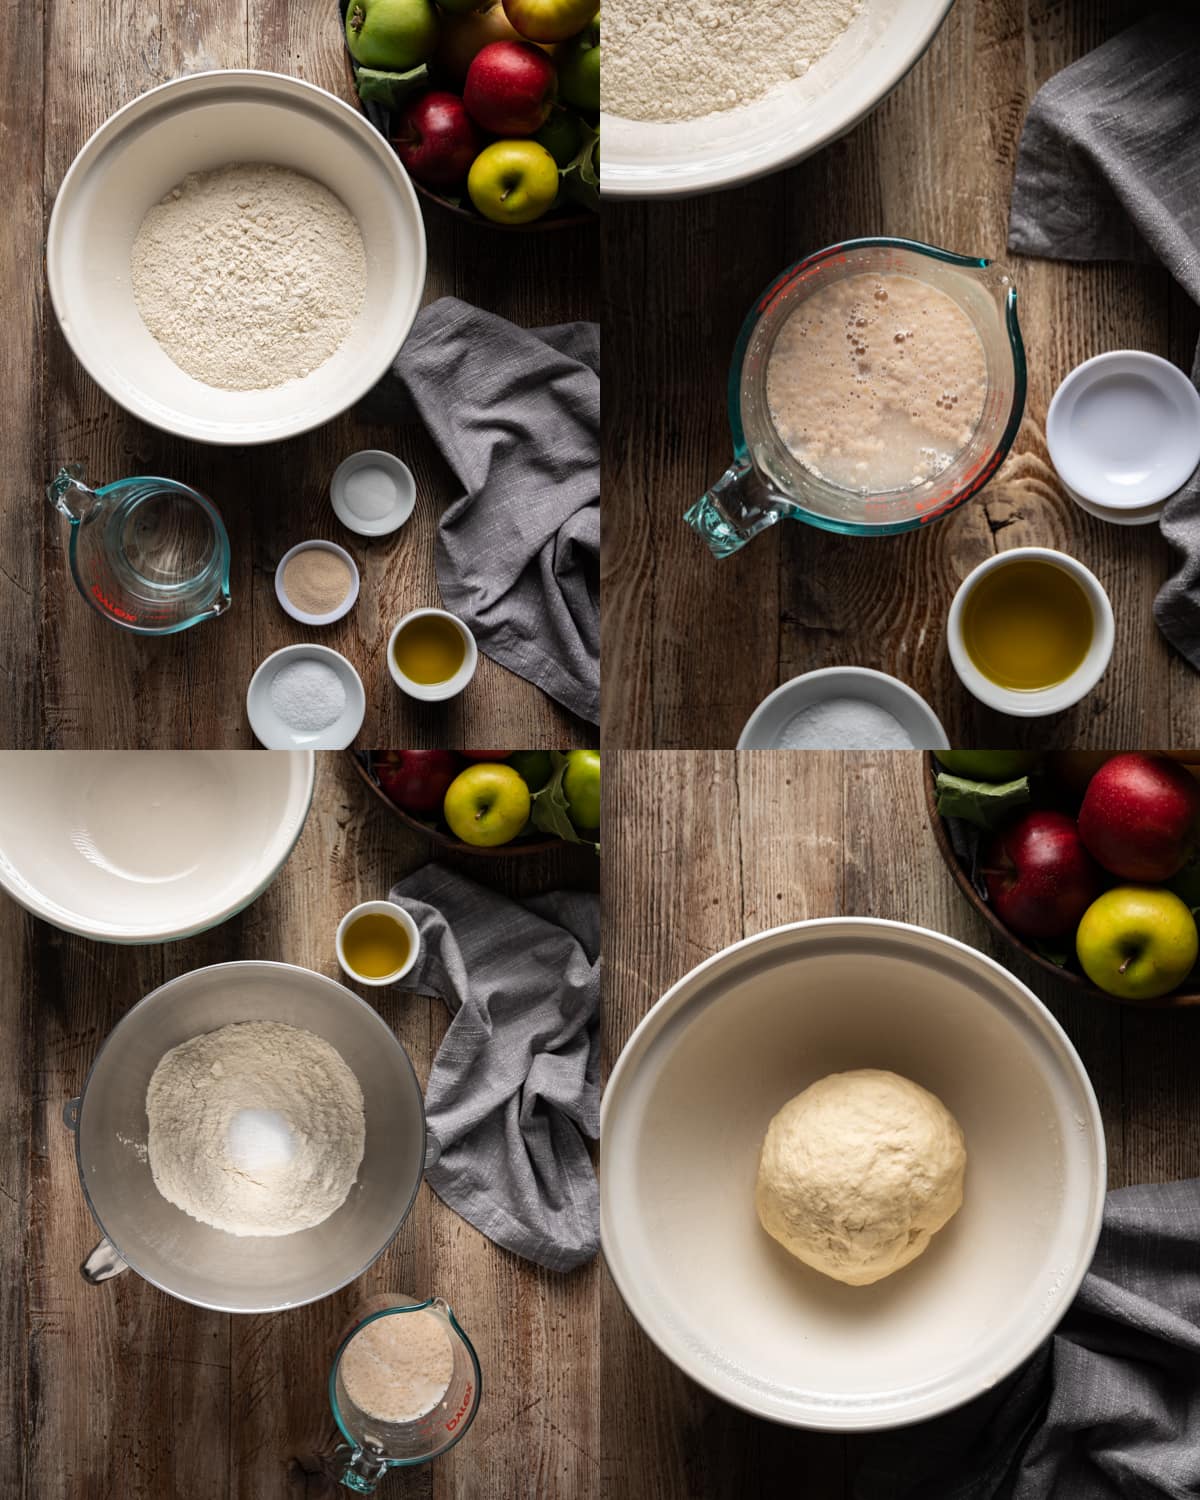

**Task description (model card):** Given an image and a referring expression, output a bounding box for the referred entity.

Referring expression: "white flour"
[604,0,862,122]
[146,1021,365,1237]
[130,162,366,391]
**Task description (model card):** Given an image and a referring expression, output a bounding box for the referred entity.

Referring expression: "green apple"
[1076,886,1198,1001]
[508,750,553,792]
[468,140,559,225]
[562,749,600,831]
[503,0,596,43]
[444,764,531,847]
[556,18,598,112]
[934,751,1039,782]
[346,0,439,69]
[534,109,583,167]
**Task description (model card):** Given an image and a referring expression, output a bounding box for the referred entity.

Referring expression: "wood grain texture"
[5,751,599,1500]
[601,0,1200,750]
[601,749,1199,1498]
[7,0,598,751]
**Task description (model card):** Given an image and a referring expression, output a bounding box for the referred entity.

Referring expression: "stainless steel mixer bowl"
[67,960,426,1313]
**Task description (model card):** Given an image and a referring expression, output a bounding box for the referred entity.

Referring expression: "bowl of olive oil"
[387,609,478,702]
[947,548,1114,718]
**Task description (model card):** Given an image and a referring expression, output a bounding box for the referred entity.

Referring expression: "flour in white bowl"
[604,0,863,123]
[130,162,366,391]
[146,1020,365,1237]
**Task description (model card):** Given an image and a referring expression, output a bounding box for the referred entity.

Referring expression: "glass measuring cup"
[48,463,231,634]
[330,1297,482,1492]
[686,237,1027,557]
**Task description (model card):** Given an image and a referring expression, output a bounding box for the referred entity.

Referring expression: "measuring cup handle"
[685,462,792,558]
[80,1237,130,1285]
[335,1445,388,1494]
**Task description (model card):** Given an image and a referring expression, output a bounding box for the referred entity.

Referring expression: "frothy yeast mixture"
[766,272,987,493]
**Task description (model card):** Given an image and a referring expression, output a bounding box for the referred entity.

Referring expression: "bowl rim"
[736,666,950,750]
[600,915,1107,1429]
[45,68,428,446]
[0,751,315,943]
[247,644,367,751]
[72,958,427,1313]
[921,752,1200,1008]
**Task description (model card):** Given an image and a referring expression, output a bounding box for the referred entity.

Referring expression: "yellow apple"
[1076,886,1198,1001]
[444,764,531,846]
[467,140,559,225]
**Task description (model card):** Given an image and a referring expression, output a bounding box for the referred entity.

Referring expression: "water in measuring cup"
[109,488,219,595]
[766,273,988,493]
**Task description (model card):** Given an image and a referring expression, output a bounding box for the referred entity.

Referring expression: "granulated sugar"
[131,162,365,391]
[605,0,862,122]
[774,697,914,750]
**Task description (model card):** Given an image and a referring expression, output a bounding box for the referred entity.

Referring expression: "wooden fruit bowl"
[352,752,565,858]
[921,752,1200,1008]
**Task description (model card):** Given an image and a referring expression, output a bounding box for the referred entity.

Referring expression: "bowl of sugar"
[46,70,426,445]
[737,667,949,751]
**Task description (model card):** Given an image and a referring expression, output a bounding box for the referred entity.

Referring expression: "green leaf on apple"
[934,772,1031,829]
[530,751,600,851]
[559,122,599,213]
[1031,937,1072,968]
[355,63,431,110]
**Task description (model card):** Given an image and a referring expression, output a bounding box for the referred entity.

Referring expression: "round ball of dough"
[755,1068,966,1286]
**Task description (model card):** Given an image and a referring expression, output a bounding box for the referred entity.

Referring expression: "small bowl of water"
[737,667,949,750]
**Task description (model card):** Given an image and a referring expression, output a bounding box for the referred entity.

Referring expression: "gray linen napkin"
[854,1178,1200,1500]
[388,863,600,1273]
[392,298,600,725]
[1008,14,1200,668]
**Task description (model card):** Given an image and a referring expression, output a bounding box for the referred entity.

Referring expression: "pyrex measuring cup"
[331,1297,482,1491]
[686,237,1027,557]
[48,463,231,633]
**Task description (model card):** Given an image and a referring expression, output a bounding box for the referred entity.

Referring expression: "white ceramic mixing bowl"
[0,750,314,941]
[603,0,953,198]
[46,70,426,444]
[601,918,1105,1429]
[67,961,426,1313]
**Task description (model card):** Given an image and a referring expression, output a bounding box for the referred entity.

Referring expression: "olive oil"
[342,911,411,979]
[392,615,466,685]
[962,559,1093,691]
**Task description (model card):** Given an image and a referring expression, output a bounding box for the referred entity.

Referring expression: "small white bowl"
[387,609,478,702]
[947,547,1115,718]
[601,918,1106,1429]
[336,899,421,988]
[331,450,416,537]
[274,540,360,626]
[247,644,366,749]
[1046,351,1200,520]
[737,667,948,750]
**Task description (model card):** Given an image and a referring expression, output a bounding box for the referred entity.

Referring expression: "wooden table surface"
[602,0,1200,751]
[2,0,598,752]
[602,750,1200,1497]
[0,752,600,1499]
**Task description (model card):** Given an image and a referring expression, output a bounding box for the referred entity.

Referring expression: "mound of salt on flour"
[604,0,863,122]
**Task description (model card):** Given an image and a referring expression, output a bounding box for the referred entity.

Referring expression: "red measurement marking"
[445,1382,474,1432]
[91,583,137,623]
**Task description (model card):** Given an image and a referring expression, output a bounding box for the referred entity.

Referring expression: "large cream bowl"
[601,918,1106,1428]
[46,70,426,444]
[0,750,314,942]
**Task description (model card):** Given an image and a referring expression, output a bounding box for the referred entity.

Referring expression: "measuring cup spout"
[686,462,794,558]
[47,463,101,523]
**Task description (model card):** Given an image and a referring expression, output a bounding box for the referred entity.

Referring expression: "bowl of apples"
[340,0,598,230]
[354,748,600,853]
[925,750,1200,1008]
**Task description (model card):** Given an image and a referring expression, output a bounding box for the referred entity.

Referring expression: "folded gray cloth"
[854,1178,1200,1500]
[392,298,600,725]
[388,863,600,1273]
[1008,14,1200,668]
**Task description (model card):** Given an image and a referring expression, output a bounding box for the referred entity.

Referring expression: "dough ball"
[755,1068,966,1286]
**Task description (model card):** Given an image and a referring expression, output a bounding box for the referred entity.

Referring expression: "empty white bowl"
[46,70,426,445]
[601,918,1106,1429]
[1046,351,1200,521]
[947,547,1115,718]
[0,751,314,942]
[275,540,360,626]
[387,609,478,702]
[247,644,366,750]
[737,667,948,750]
[335,900,421,988]
[331,450,417,537]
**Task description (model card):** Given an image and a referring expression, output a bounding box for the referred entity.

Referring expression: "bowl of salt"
[737,667,949,751]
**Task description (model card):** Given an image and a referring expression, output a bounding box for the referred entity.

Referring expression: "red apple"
[464,40,556,136]
[982,809,1105,940]
[391,91,481,187]
[375,750,459,816]
[1078,752,1200,882]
